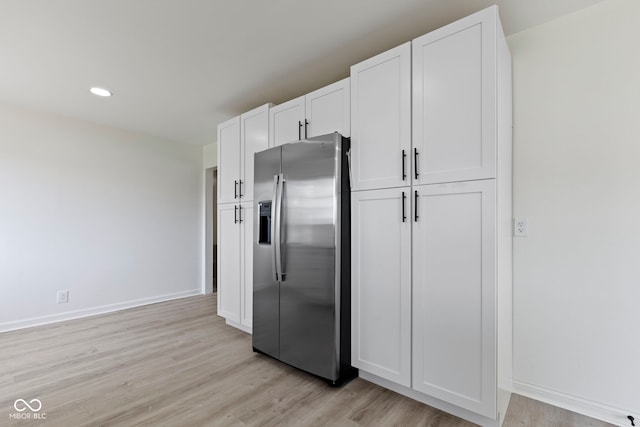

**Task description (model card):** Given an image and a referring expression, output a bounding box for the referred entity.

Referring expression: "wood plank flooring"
[0,295,613,426]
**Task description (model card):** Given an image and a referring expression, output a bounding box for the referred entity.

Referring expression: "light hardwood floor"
[0,295,613,427]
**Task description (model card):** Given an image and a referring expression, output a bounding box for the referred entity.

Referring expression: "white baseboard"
[512,379,634,426]
[0,289,203,333]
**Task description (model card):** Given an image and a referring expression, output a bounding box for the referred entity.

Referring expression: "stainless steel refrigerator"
[252,132,356,385]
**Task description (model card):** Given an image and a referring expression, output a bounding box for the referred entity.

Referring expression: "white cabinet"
[217,203,241,322]
[351,188,412,387]
[305,78,350,138]
[270,96,305,147]
[218,105,271,204]
[412,180,496,417]
[351,6,511,426]
[270,78,350,147]
[350,42,411,192]
[217,201,253,333]
[412,7,496,184]
[218,117,241,204]
[241,104,271,201]
[240,201,254,329]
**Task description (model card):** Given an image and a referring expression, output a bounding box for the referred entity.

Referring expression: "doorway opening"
[205,167,218,294]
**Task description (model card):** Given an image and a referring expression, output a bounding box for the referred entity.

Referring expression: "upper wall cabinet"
[218,104,271,205]
[270,96,305,147]
[305,78,350,138]
[350,42,411,191]
[412,7,497,184]
[270,78,350,147]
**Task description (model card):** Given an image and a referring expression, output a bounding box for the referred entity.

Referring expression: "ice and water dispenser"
[258,201,271,245]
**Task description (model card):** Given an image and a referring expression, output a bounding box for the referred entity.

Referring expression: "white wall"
[508,0,640,423]
[203,142,217,169]
[0,103,203,331]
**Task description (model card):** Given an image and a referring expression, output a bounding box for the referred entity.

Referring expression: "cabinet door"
[241,104,271,201]
[217,203,241,323]
[351,188,411,387]
[305,78,350,138]
[350,42,411,191]
[412,7,496,184]
[218,117,241,204]
[240,201,254,330]
[270,96,305,147]
[412,179,496,417]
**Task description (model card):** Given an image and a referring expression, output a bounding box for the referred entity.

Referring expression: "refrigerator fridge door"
[252,146,282,359]
[279,134,342,380]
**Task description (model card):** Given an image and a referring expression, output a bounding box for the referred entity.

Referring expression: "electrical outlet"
[514,218,528,237]
[57,290,69,304]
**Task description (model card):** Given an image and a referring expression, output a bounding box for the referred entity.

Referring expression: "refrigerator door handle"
[271,175,279,282]
[276,174,286,281]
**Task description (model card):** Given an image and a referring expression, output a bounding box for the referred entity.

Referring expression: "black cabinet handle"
[239,180,243,198]
[239,205,243,223]
[414,148,419,180]
[304,119,309,139]
[402,150,407,180]
[414,190,419,222]
[234,180,238,199]
[298,121,302,140]
[402,191,406,222]
[234,205,238,224]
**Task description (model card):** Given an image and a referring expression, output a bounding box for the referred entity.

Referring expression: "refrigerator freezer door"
[253,146,282,359]
[279,134,341,380]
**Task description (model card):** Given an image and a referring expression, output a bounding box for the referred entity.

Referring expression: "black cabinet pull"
[298,121,302,140]
[304,119,309,139]
[414,190,419,222]
[234,205,238,224]
[402,150,407,180]
[239,180,243,198]
[402,191,406,222]
[414,148,419,180]
[239,205,243,223]
[234,180,238,199]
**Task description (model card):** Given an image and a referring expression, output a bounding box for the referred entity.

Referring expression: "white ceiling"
[0,0,605,145]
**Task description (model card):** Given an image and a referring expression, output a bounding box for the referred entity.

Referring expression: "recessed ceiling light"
[90,87,112,97]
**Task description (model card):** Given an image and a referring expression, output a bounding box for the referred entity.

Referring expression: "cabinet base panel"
[224,318,252,334]
[359,370,510,427]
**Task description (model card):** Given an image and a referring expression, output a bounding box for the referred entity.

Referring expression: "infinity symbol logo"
[14,399,42,412]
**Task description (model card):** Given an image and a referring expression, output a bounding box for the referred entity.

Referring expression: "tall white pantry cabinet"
[217,104,272,333]
[350,6,513,427]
